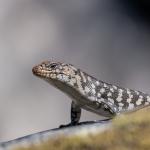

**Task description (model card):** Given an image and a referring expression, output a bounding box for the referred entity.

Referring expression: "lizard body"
[32,61,150,125]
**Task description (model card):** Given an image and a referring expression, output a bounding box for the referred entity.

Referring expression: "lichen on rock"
[14,106,150,150]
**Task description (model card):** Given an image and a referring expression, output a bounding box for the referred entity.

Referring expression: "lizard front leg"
[71,101,81,125]
[59,101,81,128]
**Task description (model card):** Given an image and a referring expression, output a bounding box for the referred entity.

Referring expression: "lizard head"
[32,61,79,85]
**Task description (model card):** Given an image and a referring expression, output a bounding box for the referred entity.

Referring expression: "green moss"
[15,107,150,150]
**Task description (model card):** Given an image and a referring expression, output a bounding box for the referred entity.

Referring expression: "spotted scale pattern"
[32,61,150,119]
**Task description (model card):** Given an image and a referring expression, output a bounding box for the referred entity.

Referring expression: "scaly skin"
[32,60,150,124]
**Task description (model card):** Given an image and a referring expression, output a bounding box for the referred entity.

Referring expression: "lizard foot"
[59,122,78,128]
[59,118,112,128]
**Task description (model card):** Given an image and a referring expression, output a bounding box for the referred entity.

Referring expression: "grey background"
[0,0,150,141]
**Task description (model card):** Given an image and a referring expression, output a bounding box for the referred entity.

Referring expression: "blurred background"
[0,0,150,142]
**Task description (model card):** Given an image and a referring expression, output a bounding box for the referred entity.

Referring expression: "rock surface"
[1,107,150,150]
[0,121,111,150]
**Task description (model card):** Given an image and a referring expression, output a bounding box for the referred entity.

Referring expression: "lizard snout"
[32,66,40,76]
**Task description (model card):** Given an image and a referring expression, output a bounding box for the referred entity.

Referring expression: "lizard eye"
[49,63,58,69]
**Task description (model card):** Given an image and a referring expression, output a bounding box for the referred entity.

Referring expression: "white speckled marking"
[97,98,105,103]
[107,92,112,97]
[85,86,90,93]
[104,83,108,88]
[57,74,63,80]
[91,83,96,89]
[92,89,96,95]
[89,96,96,101]
[62,75,69,82]
[116,97,122,102]
[127,98,132,103]
[56,69,60,73]
[69,78,76,84]
[119,106,123,111]
[118,91,123,97]
[80,71,86,83]
[147,96,150,102]
[135,91,139,95]
[108,98,114,104]
[118,102,124,106]
[110,88,114,92]
[76,75,84,93]
[139,95,143,99]
[129,95,133,99]
[104,104,108,109]
[97,93,101,97]
[136,98,143,105]
[95,81,100,86]
[116,89,123,102]
[100,88,105,93]
[118,94,123,99]
[119,89,123,93]
[113,85,117,90]
[127,89,131,95]
[128,103,135,110]
[87,76,92,82]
